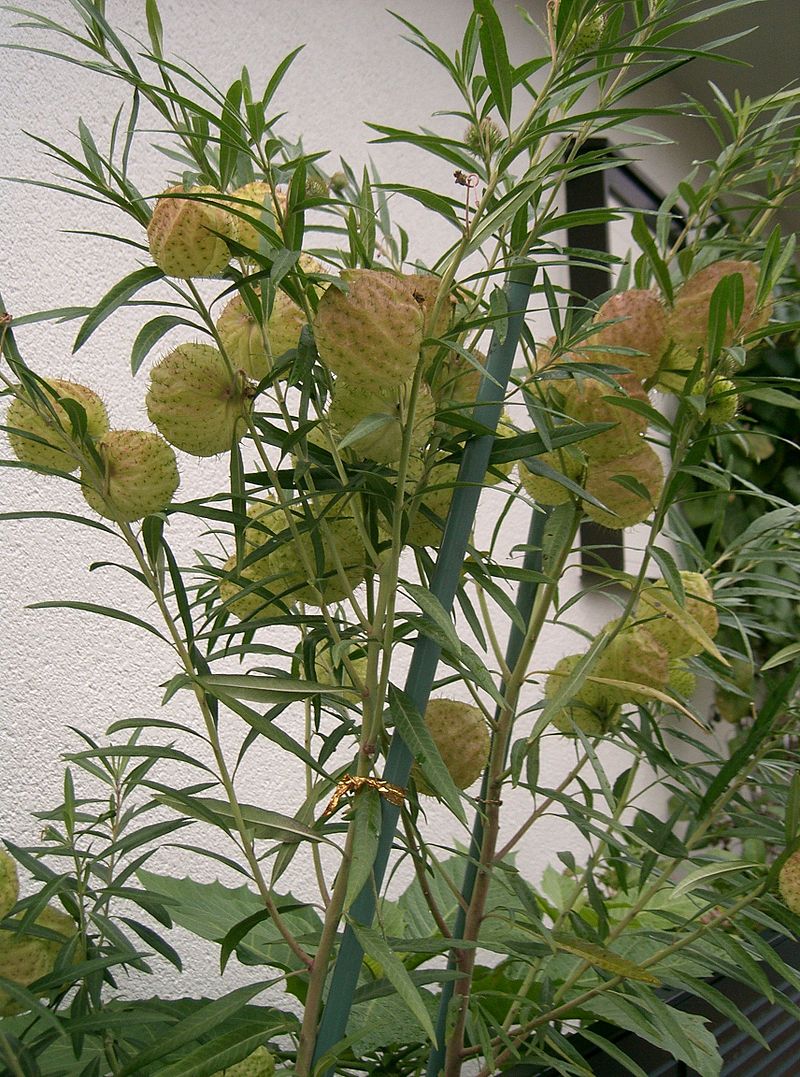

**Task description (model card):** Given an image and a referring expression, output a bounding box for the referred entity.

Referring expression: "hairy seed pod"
[252,495,367,607]
[659,260,772,391]
[585,290,667,383]
[209,1046,276,1077]
[147,184,236,278]
[518,446,584,506]
[583,444,664,529]
[218,554,282,622]
[216,256,324,380]
[0,906,77,1016]
[636,572,718,659]
[313,269,424,391]
[329,378,435,463]
[779,850,800,916]
[227,181,287,261]
[545,654,620,736]
[81,431,179,522]
[706,377,739,423]
[594,624,670,705]
[553,373,649,463]
[6,378,109,473]
[413,699,490,794]
[0,850,18,920]
[147,343,251,457]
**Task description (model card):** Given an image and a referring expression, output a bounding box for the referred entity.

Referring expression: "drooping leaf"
[73,266,163,352]
[474,0,512,125]
[347,920,436,1043]
[388,686,467,825]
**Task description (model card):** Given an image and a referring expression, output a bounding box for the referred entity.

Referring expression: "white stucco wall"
[1,0,722,1002]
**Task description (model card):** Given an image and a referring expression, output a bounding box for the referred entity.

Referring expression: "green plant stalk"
[115,519,315,971]
[497,757,642,1038]
[441,503,582,1077]
[425,506,546,1077]
[308,265,536,1075]
[295,319,442,1072]
[493,751,591,863]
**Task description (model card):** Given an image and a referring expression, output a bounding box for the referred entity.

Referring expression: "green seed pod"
[0,906,77,1016]
[148,185,236,278]
[146,343,251,457]
[583,444,664,529]
[779,850,800,916]
[585,290,667,383]
[464,117,503,156]
[81,430,179,522]
[636,572,718,659]
[413,699,490,794]
[253,495,367,607]
[518,446,584,506]
[594,624,670,705]
[545,654,620,736]
[209,1045,276,1077]
[313,269,424,391]
[6,378,110,473]
[329,378,435,464]
[706,377,739,423]
[226,181,286,261]
[553,373,649,463]
[0,849,18,920]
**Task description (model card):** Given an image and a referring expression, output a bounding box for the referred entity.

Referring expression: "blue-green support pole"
[424,506,546,1076]
[311,264,536,1073]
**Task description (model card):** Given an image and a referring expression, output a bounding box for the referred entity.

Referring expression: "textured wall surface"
[1,0,716,1001]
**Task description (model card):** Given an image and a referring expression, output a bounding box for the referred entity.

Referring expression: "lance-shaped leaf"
[73,265,163,352]
[347,919,436,1043]
[389,686,466,825]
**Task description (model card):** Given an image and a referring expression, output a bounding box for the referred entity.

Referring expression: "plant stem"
[116,520,313,971]
[441,505,581,1077]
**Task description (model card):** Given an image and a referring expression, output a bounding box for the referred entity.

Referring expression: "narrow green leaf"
[388,686,466,825]
[647,546,683,604]
[131,315,199,374]
[401,582,461,658]
[119,980,274,1074]
[203,691,329,776]
[73,266,162,352]
[262,45,304,110]
[700,665,800,815]
[0,509,116,535]
[0,980,63,1035]
[761,641,800,671]
[347,920,436,1043]
[474,0,512,124]
[671,861,760,899]
[631,213,672,302]
[336,413,393,451]
[118,916,182,970]
[145,0,163,56]
[219,907,272,974]
[154,1029,274,1077]
[28,600,168,642]
[190,672,349,704]
[153,793,335,846]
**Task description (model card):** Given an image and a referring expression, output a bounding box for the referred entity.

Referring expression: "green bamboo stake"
[312,264,536,1073]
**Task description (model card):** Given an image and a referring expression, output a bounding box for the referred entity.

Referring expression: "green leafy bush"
[1,2,800,1075]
